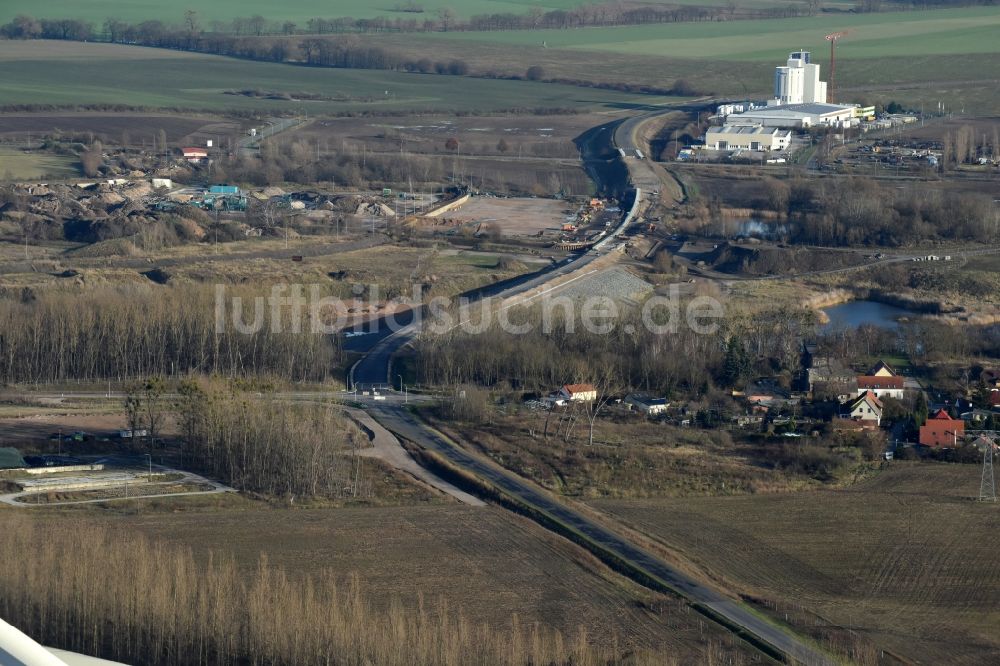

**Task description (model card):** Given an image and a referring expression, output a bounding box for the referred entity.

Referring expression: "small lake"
[821,300,917,332]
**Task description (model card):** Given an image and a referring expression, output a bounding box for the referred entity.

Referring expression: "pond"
[821,300,917,332]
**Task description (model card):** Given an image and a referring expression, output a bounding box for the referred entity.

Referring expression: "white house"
[844,391,883,426]
[559,384,597,402]
[856,360,904,400]
[625,394,669,415]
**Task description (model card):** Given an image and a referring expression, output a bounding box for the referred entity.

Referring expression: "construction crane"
[825,30,848,103]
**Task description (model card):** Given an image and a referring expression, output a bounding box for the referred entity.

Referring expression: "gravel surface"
[556,267,653,303]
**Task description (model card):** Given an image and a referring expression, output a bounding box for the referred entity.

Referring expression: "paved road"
[345,407,484,506]
[366,401,833,665]
[346,152,834,662]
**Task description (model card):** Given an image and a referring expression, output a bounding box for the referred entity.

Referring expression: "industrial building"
[704,125,792,152]
[726,102,856,129]
[715,51,857,129]
[771,51,826,106]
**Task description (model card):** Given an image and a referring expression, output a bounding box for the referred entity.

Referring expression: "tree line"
[690,176,1000,247]
[0,285,337,384]
[1,2,821,44]
[0,513,642,665]
[176,383,363,498]
[412,302,814,398]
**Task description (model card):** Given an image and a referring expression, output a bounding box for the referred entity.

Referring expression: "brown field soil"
[590,463,1000,665]
[440,197,572,236]
[0,113,242,147]
[0,412,125,442]
[285,113,600,159]
[97,502,753,661]
[282,113,595,195]
[16,481,214,504]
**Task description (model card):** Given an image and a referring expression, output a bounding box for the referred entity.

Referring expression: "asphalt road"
[367,401,834,665]
[347,121,834,661]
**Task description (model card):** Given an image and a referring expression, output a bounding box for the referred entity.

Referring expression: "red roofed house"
[559,384,597,402]
[919,409,965,447]
[856,360,904,400]
[990,390,1000,409]
[182,147,209,163]
[844,390,883,427]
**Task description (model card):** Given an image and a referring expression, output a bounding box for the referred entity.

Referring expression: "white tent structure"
[0,618,128,666]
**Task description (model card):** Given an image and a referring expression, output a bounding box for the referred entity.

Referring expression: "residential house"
[844,391,883,427]
[856,360,904,400]
[989,390,1000,410]
[559,384,597,403]
[625,394,669,415]
[919,409,965,447]
[868,360,896,377]
[182,147,208,163]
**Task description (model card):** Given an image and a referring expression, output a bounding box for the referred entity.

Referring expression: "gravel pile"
[557,268,653,303]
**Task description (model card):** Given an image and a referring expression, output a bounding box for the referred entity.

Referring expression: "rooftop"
[732,103,854,118]
[707,125,791,137]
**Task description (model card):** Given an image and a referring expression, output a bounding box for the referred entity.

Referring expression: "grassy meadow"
[0,41,676,115]
[0,146,79,179]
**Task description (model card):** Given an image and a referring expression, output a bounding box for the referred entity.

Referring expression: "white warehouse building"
[704,125,792,152]
[726,102,856,129]
[771,51,826,106]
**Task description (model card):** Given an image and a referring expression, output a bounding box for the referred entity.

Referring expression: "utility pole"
[980,436,997,502]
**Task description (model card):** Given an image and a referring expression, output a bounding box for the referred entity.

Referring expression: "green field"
[0,0,842,24]
[0,146,79,179]
[0,41,677,115]
[426,7,1000,61]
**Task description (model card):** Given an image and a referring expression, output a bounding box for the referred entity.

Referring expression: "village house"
[919,409,965,447]
[182,147,208,163]
[625,394,669,415]
[559,384,597,403]
[856,360,904,400]
[843,390,883,427]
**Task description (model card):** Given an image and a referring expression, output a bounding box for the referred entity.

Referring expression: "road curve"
[349,116,834,663]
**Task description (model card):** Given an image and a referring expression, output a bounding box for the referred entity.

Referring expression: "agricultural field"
[0,41,677,115]
[425,7,1000,61]
[374,6,1000,111]
[28,502,753,662]
[0,0,845,24]
[0,113,244,147]
[281,113,596,195]
[591,463,1000,665]
[0,146,78,179]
